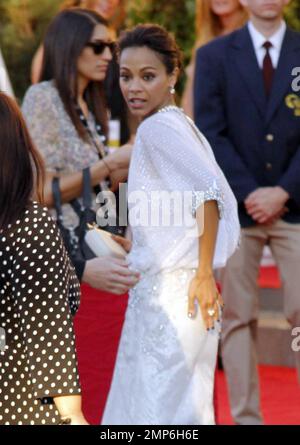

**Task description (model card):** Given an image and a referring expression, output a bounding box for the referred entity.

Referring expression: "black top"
[0,202,81,425]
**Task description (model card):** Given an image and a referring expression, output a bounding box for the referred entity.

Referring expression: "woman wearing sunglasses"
[31,0,127,84]
[22,8,137,289]
[30,0,135,152]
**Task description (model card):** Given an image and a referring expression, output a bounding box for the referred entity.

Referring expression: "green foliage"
[285,0,300,31]
[0,0,299,100]
[126,0,195,62]
[126,0,195,95]
[0,0,61,100]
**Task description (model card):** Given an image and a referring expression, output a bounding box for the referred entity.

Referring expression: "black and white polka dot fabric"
[0,201,81,425]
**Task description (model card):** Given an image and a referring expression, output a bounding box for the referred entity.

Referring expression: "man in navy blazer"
[194,0,300,425]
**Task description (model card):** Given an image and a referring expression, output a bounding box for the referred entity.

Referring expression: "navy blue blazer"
[194,25,300,227]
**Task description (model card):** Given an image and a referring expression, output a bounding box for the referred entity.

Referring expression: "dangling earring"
[170,86,175,95]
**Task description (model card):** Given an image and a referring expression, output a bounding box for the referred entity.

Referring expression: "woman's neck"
[145,97,176,120]
[158,96,176,112]
[219,8,245,35]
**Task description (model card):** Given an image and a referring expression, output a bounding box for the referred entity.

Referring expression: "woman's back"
[0,201,81,425]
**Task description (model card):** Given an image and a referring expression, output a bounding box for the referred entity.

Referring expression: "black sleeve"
[11,203,81,401]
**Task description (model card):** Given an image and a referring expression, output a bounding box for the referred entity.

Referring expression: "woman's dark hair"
[118,24,183,75]
[0,93,45,230]
[40,8,109,140]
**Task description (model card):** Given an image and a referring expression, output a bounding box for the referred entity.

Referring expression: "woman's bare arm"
[53,395,88,425]
[188,200,223,330]
[43,146,132,207]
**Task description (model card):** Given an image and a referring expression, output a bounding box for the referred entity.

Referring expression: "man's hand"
[82,256,140,294]
[245,186,289,224]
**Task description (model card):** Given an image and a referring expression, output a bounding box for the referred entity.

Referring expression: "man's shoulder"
[196,27,245,59]
[285,27,300,45]
[286,27,300,38]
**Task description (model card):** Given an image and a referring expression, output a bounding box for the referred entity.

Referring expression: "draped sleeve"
[128,110,240,271]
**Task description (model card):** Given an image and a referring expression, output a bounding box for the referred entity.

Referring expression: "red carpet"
[217,366,300,425]
[74,284,300,425]
[258,265,281,289]
[74,285,128,425]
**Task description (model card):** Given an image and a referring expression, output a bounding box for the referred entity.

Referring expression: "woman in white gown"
[101,24,240,425]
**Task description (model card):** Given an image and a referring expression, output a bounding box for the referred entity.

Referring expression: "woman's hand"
[60,413,89,425]
[54,395,89,425]
[82,256,140,294]
[187,272,224,330]
[68,413,89,425]
[111,234,132,253]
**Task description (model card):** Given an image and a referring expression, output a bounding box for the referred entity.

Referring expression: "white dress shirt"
[247,20,286,69]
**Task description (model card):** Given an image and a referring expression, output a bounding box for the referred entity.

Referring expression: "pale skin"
[92,0,121,20]
[240,0,291,224]
[41,23,139,293]
[53,395,88,425]
[118,45,223,329]
[211,0,246,33]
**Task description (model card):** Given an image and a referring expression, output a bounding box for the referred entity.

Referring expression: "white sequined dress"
[101,107,240,425]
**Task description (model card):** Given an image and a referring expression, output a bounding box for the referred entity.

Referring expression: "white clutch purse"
[85,225,127,259]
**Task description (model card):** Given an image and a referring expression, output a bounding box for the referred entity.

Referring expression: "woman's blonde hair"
[195,0,248,47]
[60,0,127,31]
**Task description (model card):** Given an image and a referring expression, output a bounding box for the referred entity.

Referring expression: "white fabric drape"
[0,49,14,97]
[126,107,240,275]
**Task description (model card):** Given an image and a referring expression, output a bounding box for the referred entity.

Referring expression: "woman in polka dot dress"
[0,93,88,425]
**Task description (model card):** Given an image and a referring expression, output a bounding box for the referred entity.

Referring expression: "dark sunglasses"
[85,40,116,55]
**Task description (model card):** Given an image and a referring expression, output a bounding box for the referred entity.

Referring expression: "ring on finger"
[207,307,216,317]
